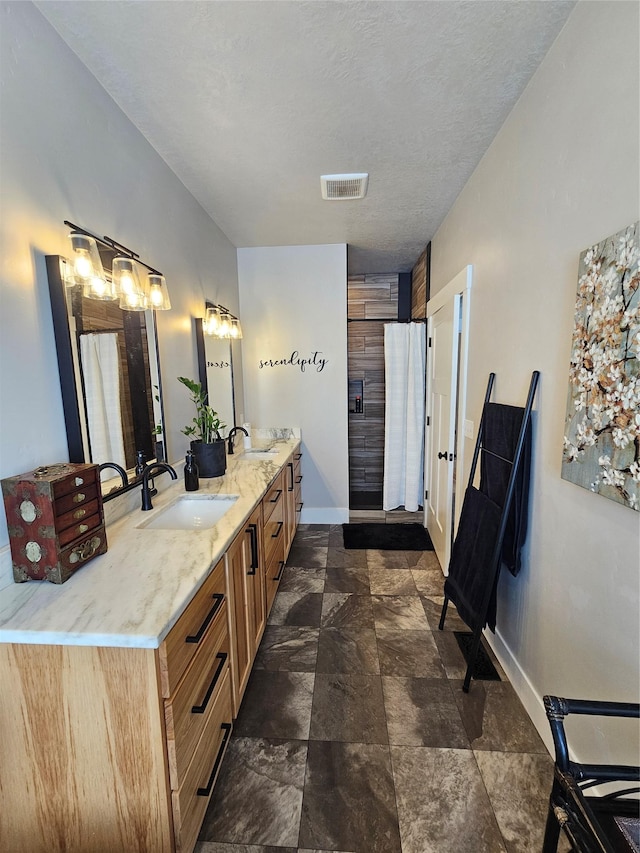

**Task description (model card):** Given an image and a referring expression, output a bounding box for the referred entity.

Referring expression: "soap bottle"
[242,423,252,449]
[184,451,199,492]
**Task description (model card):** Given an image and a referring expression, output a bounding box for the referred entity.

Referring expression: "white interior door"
[425,295,460,573]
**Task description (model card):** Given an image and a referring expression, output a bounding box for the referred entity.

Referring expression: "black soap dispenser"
[184,450,199,492]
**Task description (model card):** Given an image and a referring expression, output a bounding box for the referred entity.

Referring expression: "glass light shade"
[218,311,232,338]
[114,256,148,311]
[69,232,114,299]
[204,305,222,336]
[229,317,243,339]
[148,273,171,310]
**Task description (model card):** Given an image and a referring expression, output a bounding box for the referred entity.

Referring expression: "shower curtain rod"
[347,317,427,323]
[78,328,124,336]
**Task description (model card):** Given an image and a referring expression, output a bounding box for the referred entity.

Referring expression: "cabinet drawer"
[54,482,99,516]
[57,512,102,547]
[165,600,230,790]
[52,467,98,500]
[263,496,284,566]
[172,668,233,853]
[56,498,100,531]
[160,557,226,698]
[262,473,284,524]
[265,532,285,616]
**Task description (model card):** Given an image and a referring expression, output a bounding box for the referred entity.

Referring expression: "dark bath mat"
[342,523,434,551]
[454,631,501,681]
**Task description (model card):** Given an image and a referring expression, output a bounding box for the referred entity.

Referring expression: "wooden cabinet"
[0,558,234,853]
[0,643,174,853]
[225,504,266,715]
[0,442,301,853]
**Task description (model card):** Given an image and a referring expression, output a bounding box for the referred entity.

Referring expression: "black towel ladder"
[439,370,540,692]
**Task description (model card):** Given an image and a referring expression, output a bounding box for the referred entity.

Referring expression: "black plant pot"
[190,439,226,478]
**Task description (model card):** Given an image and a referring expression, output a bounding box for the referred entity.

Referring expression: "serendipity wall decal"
[562,221,639,511]
[259,350,328,373]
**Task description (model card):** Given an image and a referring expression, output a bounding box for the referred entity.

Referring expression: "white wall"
[0,2,240,549]
[238,245,349,523]
[431,0,639,761]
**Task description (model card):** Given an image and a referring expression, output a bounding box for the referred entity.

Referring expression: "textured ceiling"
[36,0,575,275]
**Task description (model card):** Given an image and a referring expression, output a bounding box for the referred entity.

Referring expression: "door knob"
[438,451,448,460]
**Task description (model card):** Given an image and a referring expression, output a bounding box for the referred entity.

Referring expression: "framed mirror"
[195,316,237,435]
[46,253,165,499]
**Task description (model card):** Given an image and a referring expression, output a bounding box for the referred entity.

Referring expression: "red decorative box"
[1,463,107,584]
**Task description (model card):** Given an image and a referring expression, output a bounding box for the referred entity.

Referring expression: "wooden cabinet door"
[226,529,252,714]
[226,507,266,715]
[284,455,296,557]
[245,504,266,656]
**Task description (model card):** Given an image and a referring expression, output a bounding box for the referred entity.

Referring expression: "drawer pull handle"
[72,493,86,504]
[269,488,282,503]
[197,721,232,797]
[296,502,304,512]
[271,521,283,539]
[191,652,228,714]
[288,461,294,492]
[274,560,285,581]
[247,523,259,575]
[185,593,225,644]
[295,475,303,484]
[295,453,302,460]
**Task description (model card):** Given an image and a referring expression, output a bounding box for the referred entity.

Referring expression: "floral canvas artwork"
[562,221,639,510]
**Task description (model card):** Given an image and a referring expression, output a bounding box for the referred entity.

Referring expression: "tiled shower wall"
[347,274,399,508]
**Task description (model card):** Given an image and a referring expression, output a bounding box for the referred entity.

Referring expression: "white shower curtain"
[383,322,426,512]
[80,333,127,472]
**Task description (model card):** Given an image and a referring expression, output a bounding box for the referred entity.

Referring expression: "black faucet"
[98,462,129,488]
[227,426,249,455]
[141,462,177,511]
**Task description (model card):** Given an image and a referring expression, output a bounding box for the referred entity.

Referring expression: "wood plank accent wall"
[410,242,431,319]
[347,275,398,505]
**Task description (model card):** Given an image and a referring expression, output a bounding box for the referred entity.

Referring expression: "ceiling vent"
[321,173,369,200]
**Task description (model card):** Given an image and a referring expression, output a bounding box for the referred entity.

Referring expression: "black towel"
[479,403,531,577]
[444,486,502,632]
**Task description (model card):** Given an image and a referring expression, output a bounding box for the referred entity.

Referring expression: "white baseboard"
[299,507,349,525]
[484,627,555,757]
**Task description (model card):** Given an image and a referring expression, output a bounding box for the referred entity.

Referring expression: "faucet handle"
[135,450,146,476]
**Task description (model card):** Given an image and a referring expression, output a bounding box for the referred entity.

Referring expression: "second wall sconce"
[204,300,242,338]
[65,220,171,311]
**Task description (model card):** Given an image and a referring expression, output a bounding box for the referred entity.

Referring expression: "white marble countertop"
[0,436,300,649]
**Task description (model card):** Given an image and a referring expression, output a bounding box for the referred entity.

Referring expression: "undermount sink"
[137,494,239,530]
[241,447,278,457]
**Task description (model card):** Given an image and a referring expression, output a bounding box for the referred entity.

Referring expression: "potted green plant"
[178,376,227,477]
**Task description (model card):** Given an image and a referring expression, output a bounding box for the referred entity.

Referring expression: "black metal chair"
[542,695,640,853]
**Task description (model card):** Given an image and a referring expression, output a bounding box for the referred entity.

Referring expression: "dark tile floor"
[196,524,558,853]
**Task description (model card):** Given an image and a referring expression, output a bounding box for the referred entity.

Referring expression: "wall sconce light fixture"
[148,273,171,311]
[69,231,115,300]
[65,221,171,311]
[204,300,242,339]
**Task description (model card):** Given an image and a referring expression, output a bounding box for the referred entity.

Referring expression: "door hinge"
[426,416,430,426]
[428,336,432,347]
[425,490,428,501]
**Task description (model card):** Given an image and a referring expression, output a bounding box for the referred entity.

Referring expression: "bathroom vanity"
[0,437,302,853]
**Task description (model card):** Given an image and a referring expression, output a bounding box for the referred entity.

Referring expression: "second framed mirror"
[195,316,237,436]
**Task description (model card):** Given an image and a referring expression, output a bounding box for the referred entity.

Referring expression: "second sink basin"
[137,494,239,530]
